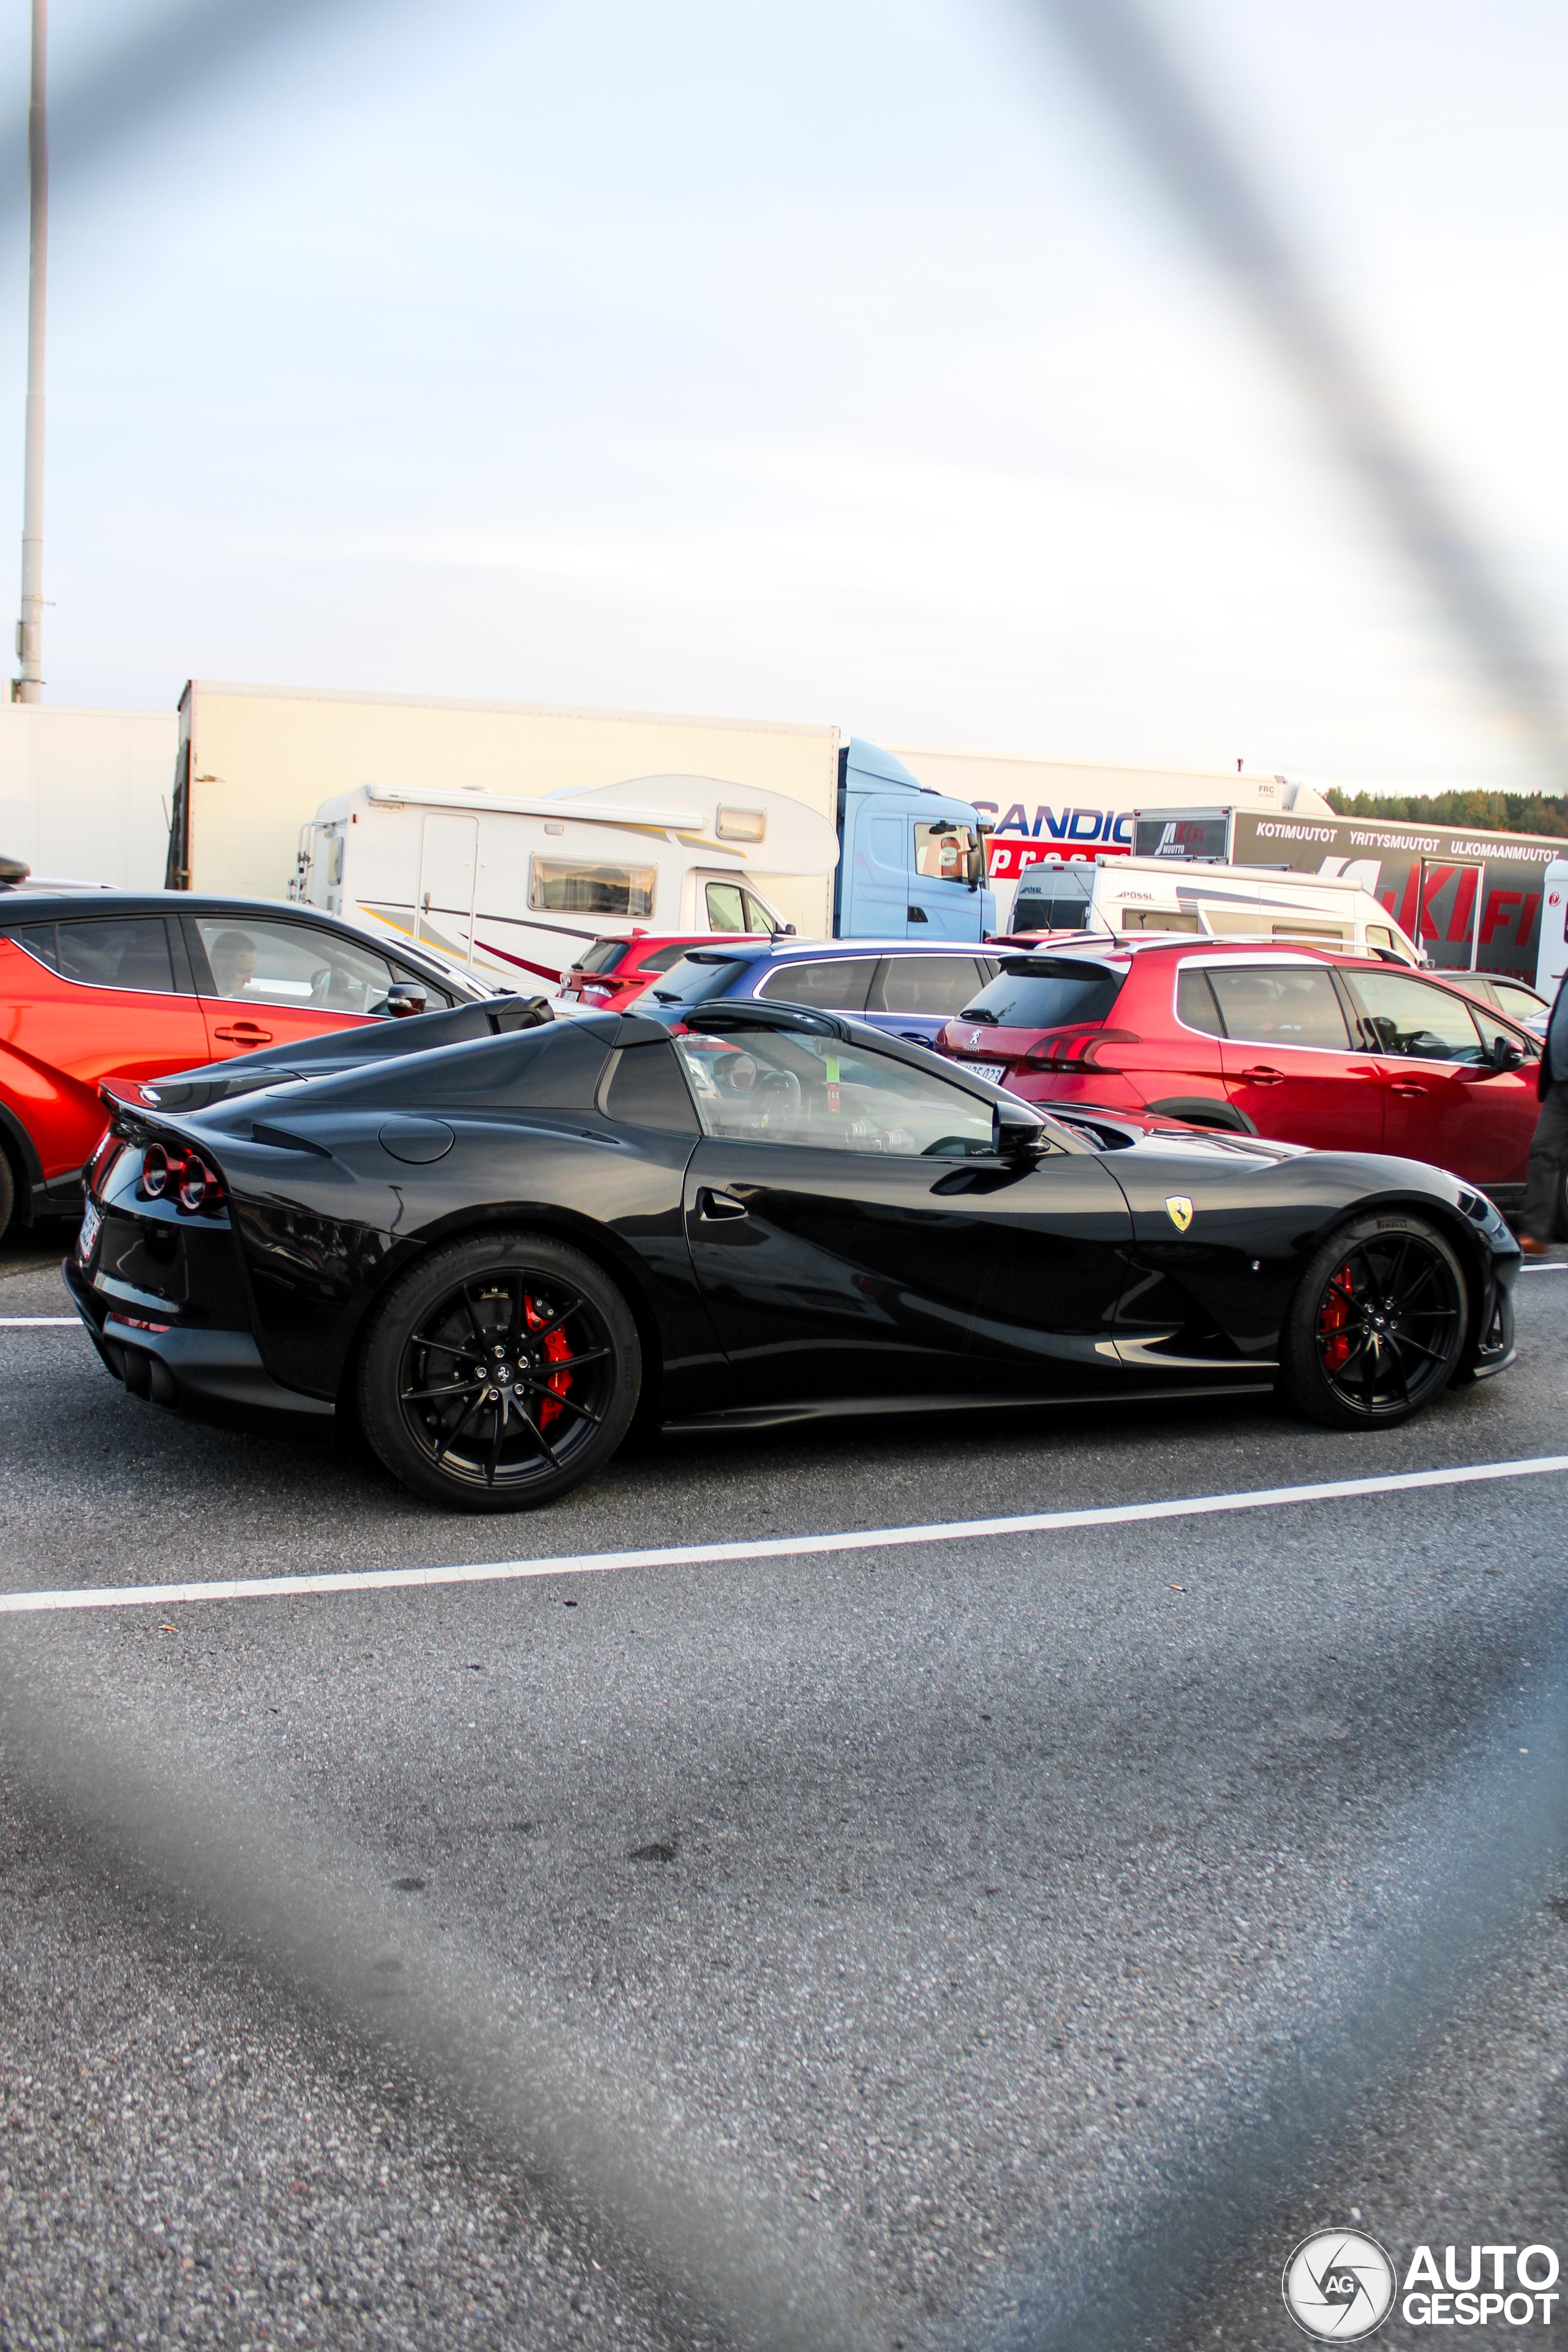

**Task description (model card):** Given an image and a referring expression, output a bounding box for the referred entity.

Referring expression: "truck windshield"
[643,954,752,1007]
[960,957,1125,1030]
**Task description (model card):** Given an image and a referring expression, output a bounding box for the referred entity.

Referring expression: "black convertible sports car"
[66,996,1520,1510]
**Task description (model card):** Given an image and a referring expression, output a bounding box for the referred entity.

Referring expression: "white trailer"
[1002,853,1422,962]
[292,774,840,989]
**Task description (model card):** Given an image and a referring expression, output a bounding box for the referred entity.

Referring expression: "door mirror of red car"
[1488,1031,1524,1072]
[386,984,428,1019]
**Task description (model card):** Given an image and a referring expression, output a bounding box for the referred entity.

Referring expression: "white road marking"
[1520,1262,1568,1274]
[0,1316,80,1325]
[1,1453,1565,1618]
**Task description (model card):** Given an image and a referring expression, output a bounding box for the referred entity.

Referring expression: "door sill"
[660,1380,1276,1436]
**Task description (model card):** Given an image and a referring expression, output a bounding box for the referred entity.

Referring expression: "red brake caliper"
[1318,1261,1353,1373]
[525,1295,572,1428]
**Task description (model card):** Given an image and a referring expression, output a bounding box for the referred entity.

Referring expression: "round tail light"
[177,1155,223,1212]
[141,1143,181,1198]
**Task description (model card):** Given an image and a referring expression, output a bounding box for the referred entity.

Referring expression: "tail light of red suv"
[1017,1025,1140,1073]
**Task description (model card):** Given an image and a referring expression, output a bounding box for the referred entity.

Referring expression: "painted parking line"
[0,1316,80,1325]
[1521,1262,1568,1274]
[1,1453,1565,1619]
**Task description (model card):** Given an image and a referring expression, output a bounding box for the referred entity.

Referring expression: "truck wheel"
[356,1232,641,1510]
[1280,1213,1466,1429]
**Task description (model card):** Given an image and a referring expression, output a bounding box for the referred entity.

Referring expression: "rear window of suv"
[644,953,753,1007]
[575,939,631,975]
[959,957,1125,1030]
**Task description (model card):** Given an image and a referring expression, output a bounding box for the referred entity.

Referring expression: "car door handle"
[1389,1079,1427,1098]
[214,1022,273,1044]
[1239,1065,1284,1084]
[697,1188,748,1221]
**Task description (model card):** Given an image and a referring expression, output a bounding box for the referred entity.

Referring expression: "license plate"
[77,1198,102,1262]
[965,1060,1006,1085]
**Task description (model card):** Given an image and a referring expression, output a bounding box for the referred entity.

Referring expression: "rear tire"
[0,1149,13,1245]
[357,1231,641,1511]
[1280,1213,1467,1430]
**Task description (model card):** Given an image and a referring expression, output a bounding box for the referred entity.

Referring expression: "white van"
[1536,859,1568,1005]
[999,853,1421,963]
[292,775,840,990]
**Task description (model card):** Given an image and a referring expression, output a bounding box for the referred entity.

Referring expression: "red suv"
[556,933,765,1014]
[0,891,486,1239]
[936,938,1542,1211]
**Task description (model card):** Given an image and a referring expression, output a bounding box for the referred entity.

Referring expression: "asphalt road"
[3,1227,1568,2350]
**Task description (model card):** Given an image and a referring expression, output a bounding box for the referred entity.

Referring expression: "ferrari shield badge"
[1165,1195,1194,1232]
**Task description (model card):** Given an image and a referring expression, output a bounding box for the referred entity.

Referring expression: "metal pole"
[1470,860,1485,971]
[14,0,47,703]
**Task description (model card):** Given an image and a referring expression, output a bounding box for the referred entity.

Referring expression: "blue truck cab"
[835,739,995,942]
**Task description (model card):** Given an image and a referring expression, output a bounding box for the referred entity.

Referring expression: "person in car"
[208,929,259,998]
[1518,974,1568,1255]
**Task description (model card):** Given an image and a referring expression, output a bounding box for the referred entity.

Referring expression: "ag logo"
[1165,1195,1193,1232]
[1283,2228,1396,2340]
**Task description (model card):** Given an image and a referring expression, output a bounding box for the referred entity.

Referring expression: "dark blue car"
[630,938,1001,1046]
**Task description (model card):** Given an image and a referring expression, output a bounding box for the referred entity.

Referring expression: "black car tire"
[1280,1212,1468,1430]
[357,1231,641,1510]
[0,1148,13,1245]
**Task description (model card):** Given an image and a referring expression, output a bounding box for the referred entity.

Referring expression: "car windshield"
[643,953,753,1006]
[960,957,1125,1030]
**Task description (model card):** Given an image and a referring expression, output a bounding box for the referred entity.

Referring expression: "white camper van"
[1000,854,1422,962]
[292,775,840,990]
[1536,859,1568,1005]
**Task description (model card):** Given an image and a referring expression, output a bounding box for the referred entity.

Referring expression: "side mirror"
[993,1098,1050,1157]
[386,983,428,1019]
[1490,1031,1524,1072]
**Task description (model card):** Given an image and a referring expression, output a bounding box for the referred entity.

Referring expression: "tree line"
[1322,788,1568,837]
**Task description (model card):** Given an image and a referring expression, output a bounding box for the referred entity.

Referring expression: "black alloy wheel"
[357,1232,641,1510]
[1281,1213,1467,1430]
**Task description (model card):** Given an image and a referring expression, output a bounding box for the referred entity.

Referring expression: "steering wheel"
[753,1068,802,1112]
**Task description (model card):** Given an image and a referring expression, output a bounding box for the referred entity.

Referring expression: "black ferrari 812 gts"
[65,996,1520,1510]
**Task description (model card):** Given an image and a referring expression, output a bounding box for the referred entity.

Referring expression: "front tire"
[357,1232,641,1510]
[1280,1213,1467,1430]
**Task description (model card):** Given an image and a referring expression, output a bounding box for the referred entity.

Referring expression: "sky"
[0,0,1564,792]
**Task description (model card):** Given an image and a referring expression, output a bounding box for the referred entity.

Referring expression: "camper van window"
[914,823,977,883]
[1121,908,1201,934]
[1012,873,1091,932]
[705,883,747,932]
[1272,921,1346,945]
[1366,926,1394,953]
[741,890,782,935]
[529,859,656,919]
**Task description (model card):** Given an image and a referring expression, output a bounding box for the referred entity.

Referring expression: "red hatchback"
[936,939,1542,1211]
[0,891,486,1240]
[555,933,765,1015]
